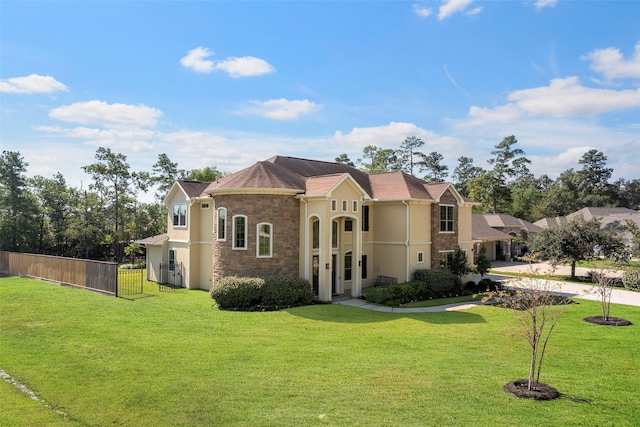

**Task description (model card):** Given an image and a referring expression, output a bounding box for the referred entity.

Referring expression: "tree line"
[336,135,639,221]
[1,135,638,261]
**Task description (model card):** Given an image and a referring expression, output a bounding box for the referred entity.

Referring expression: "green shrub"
[363,282,418,307]
[413,269,463,298]
[118,261,145,270]
[622,270,640,292]
[211,276,313,311]
[260,276,314,310]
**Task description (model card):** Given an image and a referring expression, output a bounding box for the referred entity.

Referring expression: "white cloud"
[460,77,640,126]
[243,99,319,120]
[412,4,432,18]
[535,0,558,10]
[49,100,162,129]
[438,0,477,20]
[214,56,275,78]
[180,47,275,77]
[582,42,640,81]
[466,6,483,16]
[0,74,68,94]
[36,125,156,151]
[180,47,215,73]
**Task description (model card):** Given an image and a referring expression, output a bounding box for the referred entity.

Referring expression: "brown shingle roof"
[305,174,349,197]
[472,215,513,241]
[482,214,543,232]
[368,171,435,200]
[205,161,306,192]
[177,180,211,198]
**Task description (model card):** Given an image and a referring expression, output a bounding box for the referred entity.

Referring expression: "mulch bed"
[583,316,632,326]
[504,379,561,400]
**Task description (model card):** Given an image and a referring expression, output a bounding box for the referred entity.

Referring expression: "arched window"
[232,215,247,250]
[312,219,319,249]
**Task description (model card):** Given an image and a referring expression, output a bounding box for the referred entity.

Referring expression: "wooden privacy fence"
[0,251,118,295]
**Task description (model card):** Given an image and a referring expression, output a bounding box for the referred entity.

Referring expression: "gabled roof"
[472,215,513,241]
[135,234,169,246]
[567,207,638,221]
[481,213,543,232]
[369,171,434,200]
[266,156,372,196]
[533,216,567,228]
[177,180,210,198]
[535,207,639,229]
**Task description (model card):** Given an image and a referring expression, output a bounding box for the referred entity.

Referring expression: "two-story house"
[138,156,478,302]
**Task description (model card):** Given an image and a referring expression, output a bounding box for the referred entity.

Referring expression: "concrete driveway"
[483,261,640,308]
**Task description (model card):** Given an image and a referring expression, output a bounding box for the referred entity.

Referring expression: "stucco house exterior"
[138,156,479,302]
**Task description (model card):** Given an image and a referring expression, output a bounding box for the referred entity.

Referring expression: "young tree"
[474,246,492,280]
[124,242,143,265]
[486,264,568,398]
[448,246,472,280]
[586,268,631,325]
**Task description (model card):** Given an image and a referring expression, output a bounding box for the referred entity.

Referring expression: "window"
[417,251,424,264]
[172,203,187,227]
[344,251,352,281]
[201,202,210,210]
[233,215,247,249]
[362,205,370,231]
[332,220,338,249]
[168,249,176,272]
[342,200,348,212]
[312,219,319,249]
[217,208,226,241]
[344,218,353,232]
[361,254,367,279]
[331,200,337,212]
[440,205,454,232]
[439,251,454,269]
[352,200,358,212]
[257,223,272,257]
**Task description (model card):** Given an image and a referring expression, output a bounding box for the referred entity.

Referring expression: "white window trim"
[342,200,348,212]
[352,200,358,212]
[332,220,339,249]
[232,214,248,250]
[344,251,352,282]
[439,250,455,268]
[331,199,337,212]
[201,202,210,210]
[417,251,424,264]
[344,218,353,233]
[168,248,176,272]
[172,203,187,228]
[217,207,227,242]
[256,222,273,258]
[439,204,455,234]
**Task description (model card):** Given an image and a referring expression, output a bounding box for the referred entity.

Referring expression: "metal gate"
[159,262,183,291]
[117,268,144,297]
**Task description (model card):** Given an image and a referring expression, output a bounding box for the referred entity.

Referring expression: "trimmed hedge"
[363,269,469,307]
[211,276,314,311]
[622,270,640,292]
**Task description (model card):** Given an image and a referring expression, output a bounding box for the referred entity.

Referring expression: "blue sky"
[2,1,639,202]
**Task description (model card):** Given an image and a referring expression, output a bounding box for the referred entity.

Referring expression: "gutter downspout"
[402,200,410,282]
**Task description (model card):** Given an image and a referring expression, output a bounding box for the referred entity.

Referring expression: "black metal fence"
[117,268,144,297]
[158,262,183,291]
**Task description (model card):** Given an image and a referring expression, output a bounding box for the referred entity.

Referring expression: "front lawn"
[1,277,639,426]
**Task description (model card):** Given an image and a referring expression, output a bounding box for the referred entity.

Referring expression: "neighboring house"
[138,156,479,302]
[535,207,640,252]
[472,214,543,261]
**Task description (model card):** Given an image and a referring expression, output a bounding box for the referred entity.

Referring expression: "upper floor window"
[201,202,210,210]
[342,200,348,212]
[173,203,187,227]
[344,218,353,232]
[440,205,454,232]
[312,219,319,249]
[331,200,337,212]
[217,207,227,241]
[362,205,370,231]
[332,220,339,249]
[257,223,272,258]
[352,200,358,212]
[233,215,247,250]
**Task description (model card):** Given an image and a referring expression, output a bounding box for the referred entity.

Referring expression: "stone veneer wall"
[212,193,300,284]
[430,189,459,268]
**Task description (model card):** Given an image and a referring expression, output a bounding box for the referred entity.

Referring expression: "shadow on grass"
[286,304,487,325]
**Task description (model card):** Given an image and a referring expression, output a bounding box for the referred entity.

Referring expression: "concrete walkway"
[334,261,640,312]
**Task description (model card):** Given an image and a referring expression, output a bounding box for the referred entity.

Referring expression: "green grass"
[576,259,640,270]
[399,295,478,308]
[1,276,639,426]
